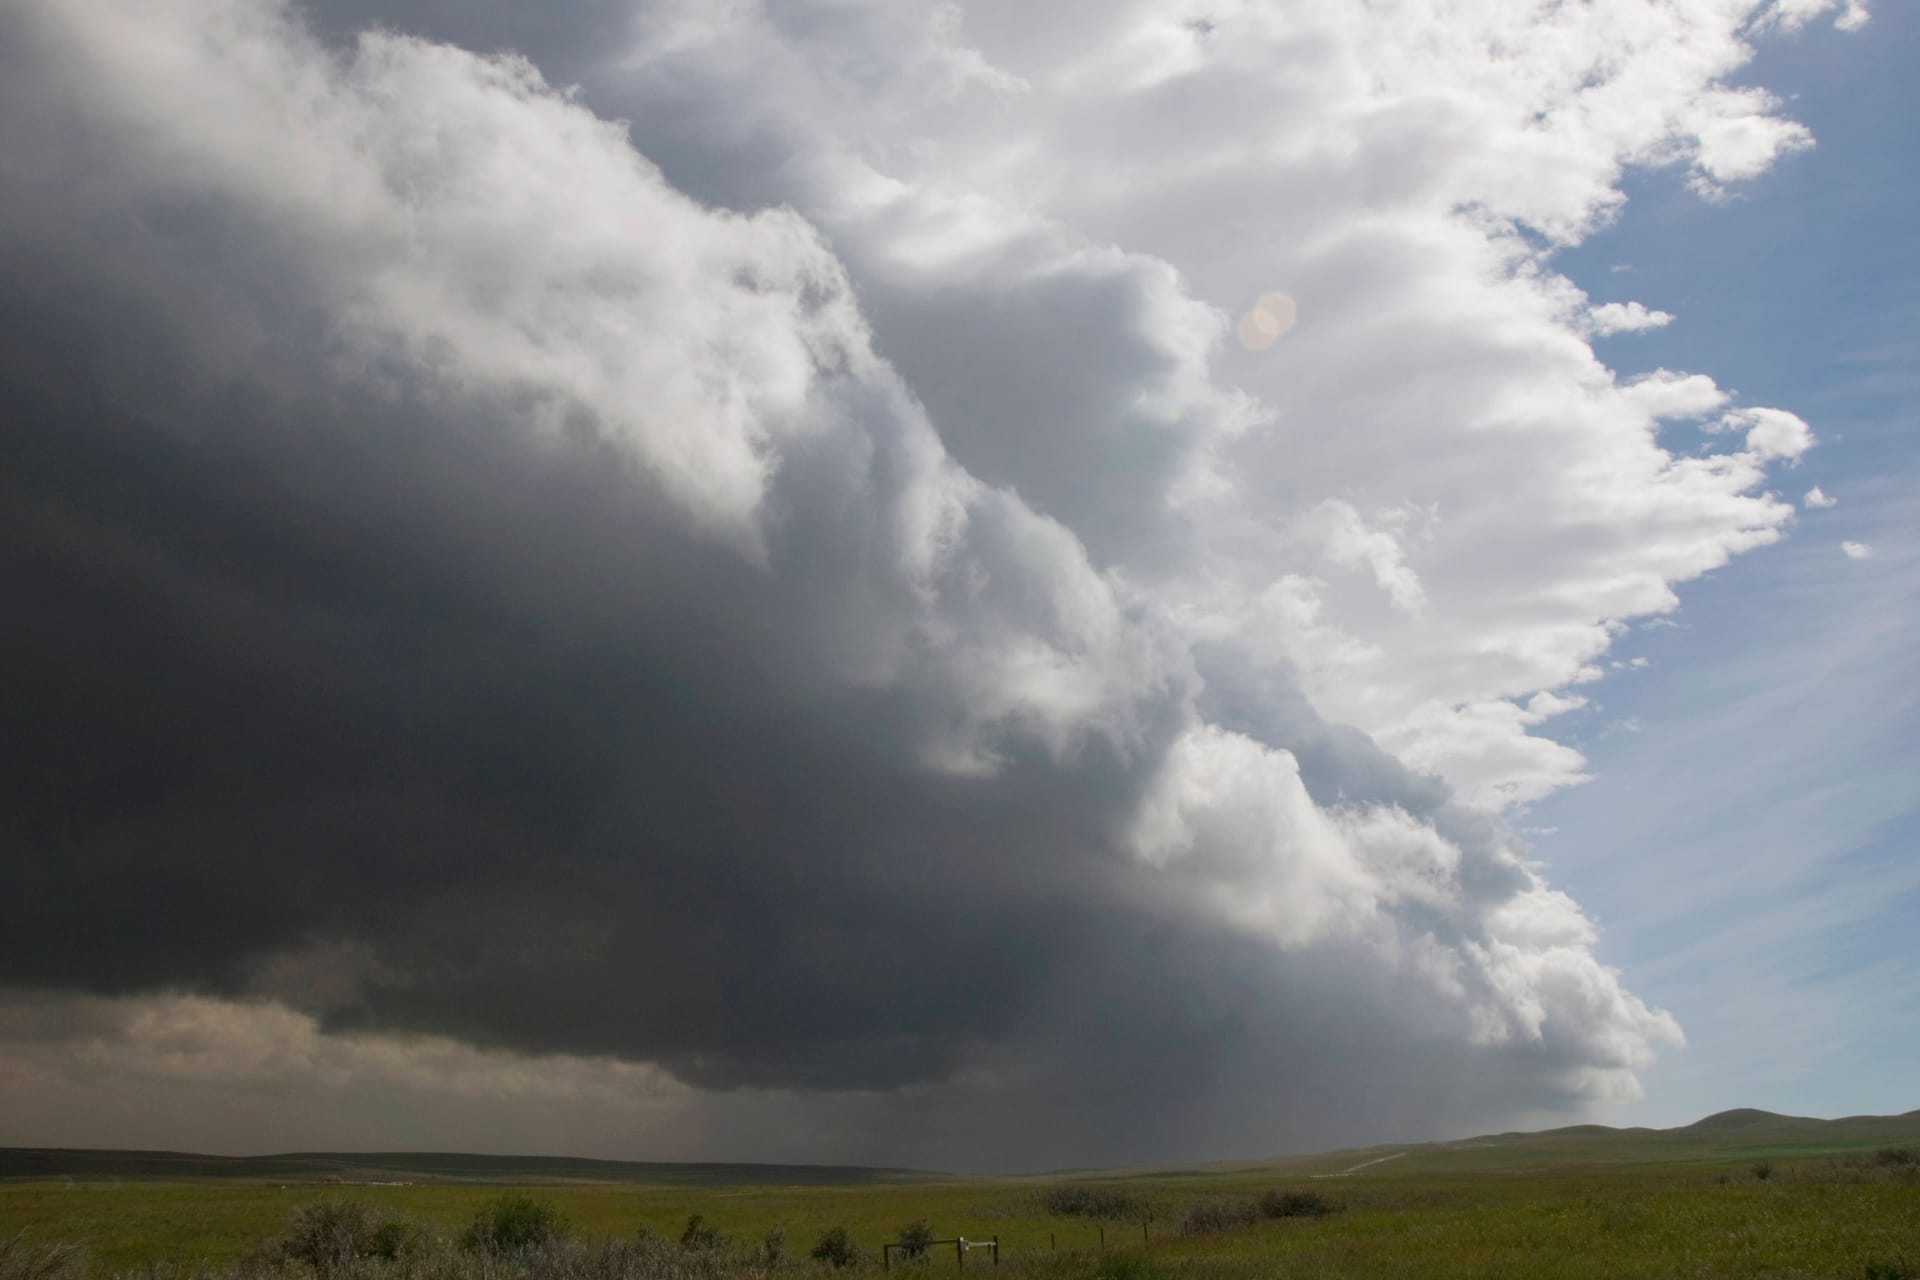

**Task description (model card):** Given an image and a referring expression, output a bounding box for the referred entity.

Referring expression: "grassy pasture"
[0,1179,1094,1273]
[3,1113,1917,1279]
[4,1161,1917,1279]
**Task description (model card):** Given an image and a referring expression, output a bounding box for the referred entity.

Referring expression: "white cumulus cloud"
[1589,301,1676,336]
[1712,406,1817,461]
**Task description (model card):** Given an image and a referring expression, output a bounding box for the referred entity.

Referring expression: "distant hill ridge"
[1091,1108,1920,1180]
[4,1108,1916,1183]
[0,1147,936,1186]
[1273,1107,1920,1176]
[1682,1107,1790,1130]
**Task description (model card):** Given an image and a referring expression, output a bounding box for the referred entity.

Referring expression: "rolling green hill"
[4,1107,1915,1186]
[1144,1107,1920,1179]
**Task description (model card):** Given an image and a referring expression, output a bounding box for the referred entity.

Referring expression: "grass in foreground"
[2,1151,1916,1280]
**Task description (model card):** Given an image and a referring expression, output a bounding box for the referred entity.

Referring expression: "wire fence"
[878,1219,1158,1270]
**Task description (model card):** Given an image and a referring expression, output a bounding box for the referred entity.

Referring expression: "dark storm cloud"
[0,0,1683,1168]
[300,0,634,77]
[0,5,1187,1097]
[0,253,1188,1090]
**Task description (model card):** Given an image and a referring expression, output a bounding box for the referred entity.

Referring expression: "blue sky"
[1544,2,1919,1125]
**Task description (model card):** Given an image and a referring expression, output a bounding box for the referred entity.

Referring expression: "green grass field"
[4,1111,1917,1279]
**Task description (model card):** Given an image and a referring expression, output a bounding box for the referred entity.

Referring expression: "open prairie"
[4,1112,1917,1279]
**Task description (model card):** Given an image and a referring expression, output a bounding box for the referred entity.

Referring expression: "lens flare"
[1237,290,1299,350]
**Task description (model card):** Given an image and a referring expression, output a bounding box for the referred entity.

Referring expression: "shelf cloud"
[0,0,1854,1168]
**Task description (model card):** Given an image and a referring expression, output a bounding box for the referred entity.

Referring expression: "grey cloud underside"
[0,84,1171,1026]
[0,1,1132,1096]
[0,268,1163,1090]
[0,270,1503,1109]
[301,0,632,76]
[0,0,1751,1166]
[0,247,1364,1112]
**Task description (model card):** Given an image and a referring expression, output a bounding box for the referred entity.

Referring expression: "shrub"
[761,1229,787,1267]
[1751,1162,1775,1182]
[809,1227,860,1269]
[278,1201,421,1272]
[1257,1189,1335,1219]
[1179,1199,1255,1236]
[0,1234,83,1280]
[679,1216,724,1251]
[1039,1186,1145,1220]
[1092,1258,1175,1280]
[460,1196,567,1255]
[896,1222,935,1260]
[1874,1147,1918,1167]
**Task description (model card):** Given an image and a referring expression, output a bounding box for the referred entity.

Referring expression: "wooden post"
[1143,1220,1149,1246]
[956,1239,964,1270]
[1049,1233,1055,1252]
[992,1236,999,1267]
[1098,1226,1105,1250]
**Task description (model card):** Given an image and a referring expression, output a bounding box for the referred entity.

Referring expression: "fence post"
[1143,1219,1149,1246]
[956,1239,964,1271]
[992,1236,999,1267]
[1098,1226,1104,1251]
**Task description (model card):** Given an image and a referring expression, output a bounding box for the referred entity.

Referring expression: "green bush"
[1092,1257,1175,1280]
[278,1201,421,1272]
[1257,1189,1335,1219]
[1874,1147,1918,1167]
[459,1197,567,1255]
[809,1227,860,1269]
[1179,1198,1255,1236]
[1039,1186,1145,1220]
[0,1233,83,1280]
[896,1221,935,1260]
[760,1228,787,1266]
[679,1216,724,1251]
[1751,1162,1775,1182]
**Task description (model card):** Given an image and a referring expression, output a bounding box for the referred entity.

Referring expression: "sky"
[0,0,1911,1173]
[1534,2,1920,1127]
